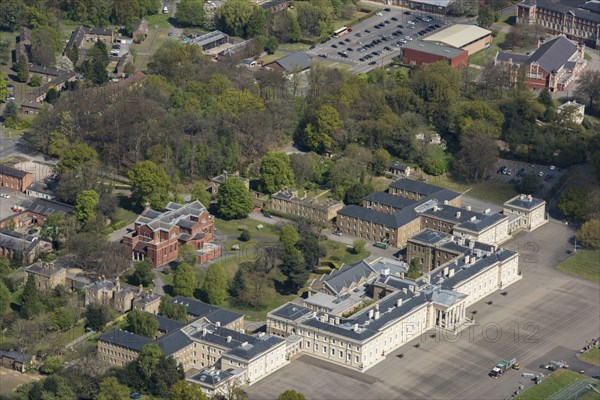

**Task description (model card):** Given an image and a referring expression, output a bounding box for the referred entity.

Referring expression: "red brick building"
[0,165,33,192]
[402,41,468,68]
[123,201,221,268]
[517,0,600,50]
[495,36,587,91]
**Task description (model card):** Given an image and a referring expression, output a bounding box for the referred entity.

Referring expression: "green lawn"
[579,346,600,367]
[278,43,310,52]
[556,250,600,283]
[258,51,287,65]
[112,206,138,226]
[131,14,174,70]
[323,240,370,265]
[470,30,507,67]
[467,181,518,204]
[516,370,599,400]
[214,217,281,239]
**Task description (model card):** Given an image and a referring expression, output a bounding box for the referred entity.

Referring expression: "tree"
[407,257,422,280]
[125,309,159,338]
[52,308,74,331]
[239,229,251,242]
[279,225,300,249]
[191,183,211,207]
[159,295,188,321]
[259,151,295,194]
[538,87,555,121]
[28,74,42,87]
[178,243,197,265]
[66,45,79,65]
[577,219,600,249]
[128,160,171,210]
[278,390,307,400]
[353,239,366,254]
[3,99,17,120]
[574,70,600,115]
[296,234,324,271]
[0,40,10,65]
[216,0,255,37]
[558,188,588,222]
[30,26,63,66]
[372,148,392,175]
[14,54,29,83]
[74,189,100,226]
[265,36,278,54]
[0,280,10,315]
[344,182,369,205]
[56,142,98,174]
[39,355,63,375]
[453,126,498,183]
[421,145,449,176]
[217,178,253,220]
[517,173,540,194]
[20,274,43,319]
[279,246,307,292]
[176,0,205,26]
[477,5,497,28]
[173,262,196,298]
[169,380,208,400]
[130,259,156,287]
[85,304,111,331]
[203,264,228,305]
[96,376,130,400]
[46,86,60,103]
[0,75,9,102]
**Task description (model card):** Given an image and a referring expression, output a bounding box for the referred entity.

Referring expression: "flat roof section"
[423,24,492,49]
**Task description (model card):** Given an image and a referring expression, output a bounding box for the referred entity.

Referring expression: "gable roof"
[404,40,467,58]
[98,329,153,352]
[389,179,444,196]
[363,192,416,211]
[529,36,578,73]
[270,52,312,72]
[0,229,39,253]
[316,260,377,295]
[171,296,243,325]
[24,198,74,217]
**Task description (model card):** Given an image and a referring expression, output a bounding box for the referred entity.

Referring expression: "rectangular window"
[331,348,335,355]
[314,344,318,351]
[323,346,327,353]
[306,341,310,348]
[339,350,343,358]
[355,355,360,363]
[347,353,351,361]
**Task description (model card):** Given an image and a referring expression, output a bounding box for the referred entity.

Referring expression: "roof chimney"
[396,298,403,307]
[226,335,232,342]
[443,266,449,277]
[464,255,470,264]
[374,310,380,320]
[402,287,408,294]
[456,211,461,218]
[368,309,374,319]
[466,205,471,211]
[449,269,455,277]
[527,195,532,202]
[520,194,526,200]
[335,316,340,325]
[353,323,359,332]
[216,321,221,327]
[202,328,207,335]
[443,200,449,205]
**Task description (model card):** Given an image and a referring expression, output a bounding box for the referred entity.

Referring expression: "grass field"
[516,370,599,400]
[258,51,287,65]
[579,347,600,367]
[555,250,600,283]
[425,174,518,205]
[470,31,507,67]
[214,217,281,239]
[131,13,174,70]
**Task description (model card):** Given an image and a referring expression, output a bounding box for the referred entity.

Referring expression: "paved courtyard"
[247,219,600,400]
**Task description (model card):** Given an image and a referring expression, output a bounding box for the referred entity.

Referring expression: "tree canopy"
[173,262,197,298]
[259,151,295,194]
[203,264,228,305]
[128,160,171,210]
[217,178,253,220]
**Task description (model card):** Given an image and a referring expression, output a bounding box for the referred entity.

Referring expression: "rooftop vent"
[456,211,461,218]
[226,336,232,342]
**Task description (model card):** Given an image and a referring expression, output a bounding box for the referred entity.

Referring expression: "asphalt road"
[246,218,600,400]
[306,9,450,73]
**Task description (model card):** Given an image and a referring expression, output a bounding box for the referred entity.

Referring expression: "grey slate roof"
[98,329,153,352]
[495,52,531,64]
[270,303,313,321]
[0,229,38,253]
[531,0,600,21]
[529,36,578,73]
[190,367,233,385]
[455,212,507,233]
[136,201,207,233]
[171,296,243,325]
[271,52,312,72]
[0,350,30,363]
[505,196,545,210]
[25,260,65,277]
[389,179,444,196]
[156,330,193,356]
[363,192,416,210]
[28,64,60,76]
[225,335,285,361]
[316,260,377,295]
[26,181,54,196]
[24,198,74,217]
[0,164,29,179]
[432,248,517,289]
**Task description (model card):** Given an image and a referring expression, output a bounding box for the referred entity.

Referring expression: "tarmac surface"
[246,218,600,400]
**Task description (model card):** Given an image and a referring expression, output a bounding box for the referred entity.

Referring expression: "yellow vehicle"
[513,362,521,370]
